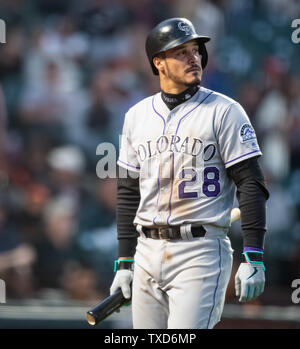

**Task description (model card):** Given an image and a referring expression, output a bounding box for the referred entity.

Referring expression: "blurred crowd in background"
[0,0,299,307]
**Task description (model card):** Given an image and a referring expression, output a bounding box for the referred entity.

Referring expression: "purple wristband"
[243,247,263,253]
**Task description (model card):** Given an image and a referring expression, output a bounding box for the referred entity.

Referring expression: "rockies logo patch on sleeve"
[239,123,256,143]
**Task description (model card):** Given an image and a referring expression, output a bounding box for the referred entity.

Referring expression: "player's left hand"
[234,263,265,302]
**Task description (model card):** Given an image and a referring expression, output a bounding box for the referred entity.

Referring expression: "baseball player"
[110,18,269,329]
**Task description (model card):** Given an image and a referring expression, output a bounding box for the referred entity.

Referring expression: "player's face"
[155,40,203,93]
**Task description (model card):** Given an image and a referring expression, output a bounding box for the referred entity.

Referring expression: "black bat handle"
[86,288,130,326]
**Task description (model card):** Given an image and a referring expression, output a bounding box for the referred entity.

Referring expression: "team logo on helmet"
[178,21,192,35]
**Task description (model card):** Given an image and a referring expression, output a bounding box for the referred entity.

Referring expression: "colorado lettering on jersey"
[137,135,203,161]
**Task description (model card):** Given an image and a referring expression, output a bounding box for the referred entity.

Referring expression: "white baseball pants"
[132,235,233,329]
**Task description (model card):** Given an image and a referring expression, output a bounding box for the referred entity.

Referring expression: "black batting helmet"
[146,18,210,75]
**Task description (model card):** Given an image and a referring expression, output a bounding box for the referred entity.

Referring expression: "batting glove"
[235,263,265,302]
[110,260,134,299]
[110,270,133,299]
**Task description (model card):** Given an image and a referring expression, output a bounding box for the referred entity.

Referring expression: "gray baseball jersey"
[118,86,261,231]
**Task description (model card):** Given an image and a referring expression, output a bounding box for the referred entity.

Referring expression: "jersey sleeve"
[217,102,262,168]
[117,111,140,173]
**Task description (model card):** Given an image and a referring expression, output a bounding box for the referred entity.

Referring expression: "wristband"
[114,259,134,272]
[243,247,265,270]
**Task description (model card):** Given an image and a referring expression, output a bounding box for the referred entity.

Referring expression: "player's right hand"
[110,270,133,299]
[234,263,265,302]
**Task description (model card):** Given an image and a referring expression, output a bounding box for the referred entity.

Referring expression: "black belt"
[142,225,206,240]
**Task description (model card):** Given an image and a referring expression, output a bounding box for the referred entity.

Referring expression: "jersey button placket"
[156,153,171,225]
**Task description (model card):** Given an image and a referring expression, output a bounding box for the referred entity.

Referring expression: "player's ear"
[153,53,165,74]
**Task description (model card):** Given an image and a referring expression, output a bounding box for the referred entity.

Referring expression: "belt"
[142,225,206,240]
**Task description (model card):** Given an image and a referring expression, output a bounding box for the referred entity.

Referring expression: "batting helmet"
[146,18,210,75]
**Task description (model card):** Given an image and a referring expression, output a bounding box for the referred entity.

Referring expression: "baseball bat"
[86,288,130,326]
